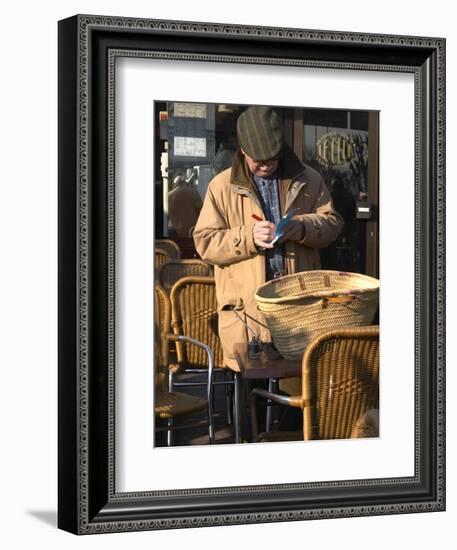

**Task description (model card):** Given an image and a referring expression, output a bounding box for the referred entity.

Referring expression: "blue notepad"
[271,209,299,245]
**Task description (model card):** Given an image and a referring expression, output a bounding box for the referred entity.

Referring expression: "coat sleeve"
[193,182,258,266]
[297,177,344,248]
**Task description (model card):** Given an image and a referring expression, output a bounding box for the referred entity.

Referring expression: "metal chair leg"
[250,391,259,442]
[234,372,241,443]
[225,371,233,425]
[164,334,216,446]
[167,370,174,446]
[207,352,215,444]
[265,378,278,432]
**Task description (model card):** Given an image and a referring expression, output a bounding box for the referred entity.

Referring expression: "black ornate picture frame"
[58,14,445,534]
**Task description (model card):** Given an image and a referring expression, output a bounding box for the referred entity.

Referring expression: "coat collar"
[229,145,306,191]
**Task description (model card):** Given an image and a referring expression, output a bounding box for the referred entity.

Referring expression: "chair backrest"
[155,239,181,260]
[301,326,379,440]
[154,283,171,391]
[155,247,171,272]
[157,259,213,294]
[170,276,224,369]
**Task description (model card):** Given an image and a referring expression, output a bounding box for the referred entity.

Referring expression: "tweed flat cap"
[237,106,284,161]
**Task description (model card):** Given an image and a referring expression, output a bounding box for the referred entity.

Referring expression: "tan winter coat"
[193,147,343,370]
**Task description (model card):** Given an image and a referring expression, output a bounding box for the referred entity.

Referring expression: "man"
[168,174,203,238]
[193,106,343,371]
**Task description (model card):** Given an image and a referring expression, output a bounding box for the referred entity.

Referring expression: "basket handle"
[322,295,355,308]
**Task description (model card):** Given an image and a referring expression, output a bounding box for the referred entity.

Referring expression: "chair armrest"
[249,388,303,442]
[166,334,214,372]
[250,388,302,407]
[166,334,215,407]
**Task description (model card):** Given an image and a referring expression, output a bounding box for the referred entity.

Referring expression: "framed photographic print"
[58,14,445,534]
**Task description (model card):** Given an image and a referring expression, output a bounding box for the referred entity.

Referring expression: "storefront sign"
[174,103,207,118]
[174,136,207,157]
[316,132,355,167]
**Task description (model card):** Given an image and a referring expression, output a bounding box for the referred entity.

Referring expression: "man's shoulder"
[207,167,233,194]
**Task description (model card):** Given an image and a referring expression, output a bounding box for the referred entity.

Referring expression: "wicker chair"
[155,247,171,272]
[154,283,172,392]
[157,259,213,294]
[154,283,215,445]
[155,389,208,423]
[169,276,239,442]
[250,326,379,442]
[155,239,181,260]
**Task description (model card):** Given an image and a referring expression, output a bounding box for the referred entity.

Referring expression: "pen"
[251,213,263,221]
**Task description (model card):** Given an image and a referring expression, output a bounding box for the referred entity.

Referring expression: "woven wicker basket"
[255,270,379,359]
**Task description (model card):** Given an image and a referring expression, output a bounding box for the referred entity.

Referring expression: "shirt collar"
[253,170,279,186]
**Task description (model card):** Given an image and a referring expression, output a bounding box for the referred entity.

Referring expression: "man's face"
[242,150,279,178]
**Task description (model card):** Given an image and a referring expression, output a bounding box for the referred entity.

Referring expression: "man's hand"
[253,220,276,249]
[278,216,305,243]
